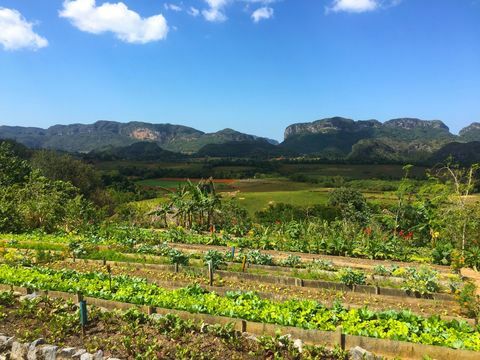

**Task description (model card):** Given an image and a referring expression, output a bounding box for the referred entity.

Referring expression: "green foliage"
[31,150,101,197]
[167,248,189,266]
[281,255,302,268]
[203,250,225,270]
[214,199,251,236]
[328,187,370,224]
[67,239,91,258]
[373,265,390,276]
[402,266,440,295]
[156,179,221,231]
[158,219,420,262]
[245,250,274,266]
[0,167,98,234]
[432,242,454,266]
[255,203,340,225]
[1,264,479,351]
[308,259,334,271]
[457,282,480,319]
[0,291,15,306]
[0,141,31,187]
[465,246,480,270]
[338,268,366,286]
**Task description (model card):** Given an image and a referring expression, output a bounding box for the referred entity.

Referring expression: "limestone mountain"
[2,117,480,162]
[0,121,276,154]
[281,117,459,159]
[281,117,381,156]
[459,123,480,142]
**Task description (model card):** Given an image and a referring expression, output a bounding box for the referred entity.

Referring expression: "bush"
[328,187,370,224]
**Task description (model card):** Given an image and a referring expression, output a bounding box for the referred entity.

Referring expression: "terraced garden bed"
[0,264,479,353]
[0,291,344,360]
[47,259,467,321]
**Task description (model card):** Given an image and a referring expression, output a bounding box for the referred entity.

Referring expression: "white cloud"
[0,7,48,51]
[328,0,379,13]
[59,0,169,44]
[251,6,273,22]
[164,3,182,12]
[202,0,229,22]
[188,7,200,17]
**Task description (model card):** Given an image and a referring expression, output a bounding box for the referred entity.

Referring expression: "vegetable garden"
[2,143,480,358]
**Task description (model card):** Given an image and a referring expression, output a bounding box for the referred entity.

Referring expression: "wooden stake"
[77,292,87,338]
[208,260,214,286]
[106,265,112,292]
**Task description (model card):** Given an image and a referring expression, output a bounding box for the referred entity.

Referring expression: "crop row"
[0,290,349,360]
[0,264,478,351]
[1,242,458,297]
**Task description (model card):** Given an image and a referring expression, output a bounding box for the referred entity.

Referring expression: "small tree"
[328,187,370,225]
[433,162,479,254]
[0,141,31,187]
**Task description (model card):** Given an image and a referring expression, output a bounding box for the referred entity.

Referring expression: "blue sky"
[0,0,479,141]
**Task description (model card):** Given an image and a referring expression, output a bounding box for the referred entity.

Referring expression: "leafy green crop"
[0,264,479,351]
[338,268,366,286]
[402,266,440,295]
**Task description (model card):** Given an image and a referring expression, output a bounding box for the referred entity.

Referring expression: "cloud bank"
[59,0,168,44]
[0,7,48,51]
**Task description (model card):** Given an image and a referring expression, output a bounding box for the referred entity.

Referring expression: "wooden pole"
[77,292,87,338]
[208,260,214,286]
[106,265,112,292]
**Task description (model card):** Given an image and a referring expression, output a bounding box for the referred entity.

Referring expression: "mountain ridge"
[1,117,479,162]
[0,120,277,154]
